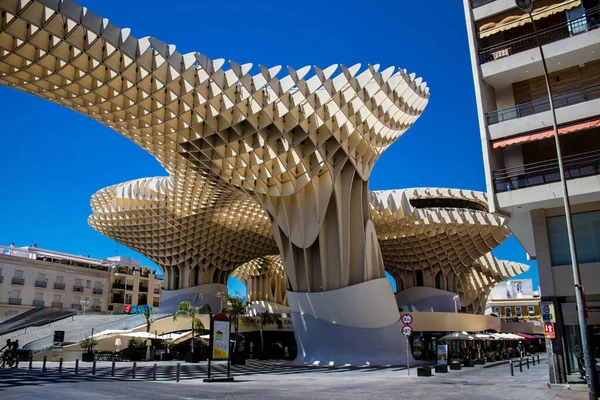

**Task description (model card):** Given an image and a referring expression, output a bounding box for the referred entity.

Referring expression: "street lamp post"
[514,1,598,397]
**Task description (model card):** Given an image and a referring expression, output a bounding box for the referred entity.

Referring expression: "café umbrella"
[442,331,474,341]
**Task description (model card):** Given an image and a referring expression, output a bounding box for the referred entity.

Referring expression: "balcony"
[479,8,600,65]
[32,300,44,307]
[73,285,84,292]
[154,288,161,295]
[472,0,495,8]
[52,302,63,308]
[93,288,103,295]
[139,286,148,293]
[112,283,125,290]
[8,298,21,305]
[493,149,600,192]
[91,306,101,312]
[54,283,65,290]
[487,84,600,125]
[111,296,124,304]
[11,278,24,285]
[35,280,47,288]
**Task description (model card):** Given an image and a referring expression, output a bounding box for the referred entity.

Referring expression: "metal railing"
[111,296,124,304]
[93,288,103,295]
[139,286,148,293]
[32,300,45,307]
[73,285,84,292]
[479,7,600,65]
[12,278,24,285]
[472,0,495,8]
[154,288,160,294]
[54,283,65,290]
[493,149,600,192]
[35,281,47,288]
[52,302,63,308]
[8,298,21,305]
[112,283,125,290]
[487,84,600,125]
[91,306,101,312]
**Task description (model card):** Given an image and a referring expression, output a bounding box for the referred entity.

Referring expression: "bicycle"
[1,349,18,368]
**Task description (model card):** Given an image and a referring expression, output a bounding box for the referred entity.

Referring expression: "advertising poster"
[212,319,230,360]
[437,344,448,365]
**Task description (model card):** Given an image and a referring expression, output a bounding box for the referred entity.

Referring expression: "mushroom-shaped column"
[233,65,430,365]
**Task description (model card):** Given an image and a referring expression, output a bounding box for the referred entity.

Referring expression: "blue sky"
[0,0,539,298]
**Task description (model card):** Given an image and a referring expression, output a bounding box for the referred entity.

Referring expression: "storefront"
[561,302,600,373]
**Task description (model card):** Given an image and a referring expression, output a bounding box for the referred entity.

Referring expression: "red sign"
[544,323,555,339]
[402,325,413,337]
[401,314,413,325]
[124,305,131,314]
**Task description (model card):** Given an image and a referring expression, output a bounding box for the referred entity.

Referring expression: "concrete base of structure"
[159,283,227,314]
[287,278,415,366]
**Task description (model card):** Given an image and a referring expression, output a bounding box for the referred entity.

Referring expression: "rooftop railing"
[487,84,600,125]
[479,7,600,65]
[493,149,600,192]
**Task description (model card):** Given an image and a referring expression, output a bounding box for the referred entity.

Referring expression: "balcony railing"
[472,0,495,8]
[35,280,47,288]
[487,84,600,125]
[32,300,44,307]
[54,283,65,290]
[73,285,84,292]
[93,288,103,295]
[493,149,600,192]
[154,288,161,295]
[139,286,148,293]
[8,298,21,305]
[11,278,24,285]
[112,283,125,290]
[52,302,63,308]
[479,7,600,65]
[91,306,101,312]
[111,296,124,304]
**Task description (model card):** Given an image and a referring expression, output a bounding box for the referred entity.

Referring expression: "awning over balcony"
[492,118,600,149]
[478,0,581,38]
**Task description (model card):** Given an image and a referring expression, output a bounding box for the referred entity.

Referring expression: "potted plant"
[79,337,99,362]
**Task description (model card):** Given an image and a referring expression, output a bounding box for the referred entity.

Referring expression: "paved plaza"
[0,358,589,400]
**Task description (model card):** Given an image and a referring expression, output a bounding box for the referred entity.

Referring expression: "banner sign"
[212,315,230,360]
[437,345,448,365]
[124,304,152,315]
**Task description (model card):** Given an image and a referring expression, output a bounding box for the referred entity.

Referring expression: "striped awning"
[479,0,581,38]
[492,118,600,149]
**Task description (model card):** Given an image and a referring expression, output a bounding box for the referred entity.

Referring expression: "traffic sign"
[541,301,555,323]
[401,313,413,325]
[544,323,556,339]
[402,325,413,337]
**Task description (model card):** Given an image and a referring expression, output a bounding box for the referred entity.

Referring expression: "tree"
[127,337,146,350]
[258,311,282,354]
[79,337,99,353]
[172,300,209,354]
[223,295,247,353]
[143,307,152,332]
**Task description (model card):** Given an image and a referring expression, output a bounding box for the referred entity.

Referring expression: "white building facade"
[463,0,600,382]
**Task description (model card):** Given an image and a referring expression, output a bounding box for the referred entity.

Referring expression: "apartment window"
[53,294,61,303]
[35,292,43,301]
[56,276,64,284]
[73,296,81,304]
[505,307,513,318]
[515,307,522,317]
[493,307,501,316]
[92,298,99,307]
[547,211,600,266]
[125,294,132,304]
[94,281,101,289]
[9,290,21,304]
[14,270,23,279]
[528,306,535,316]
[37,273,46,282]
[86,280,91,288]
[75,279,82,286]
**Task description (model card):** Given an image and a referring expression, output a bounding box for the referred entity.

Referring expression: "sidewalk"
[554,386,595,400]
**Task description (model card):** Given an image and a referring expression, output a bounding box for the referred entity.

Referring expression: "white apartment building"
[0,245,163,317]
[463,0,600,382]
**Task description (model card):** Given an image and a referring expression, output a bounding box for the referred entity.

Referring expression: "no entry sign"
[401,314,413,325]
